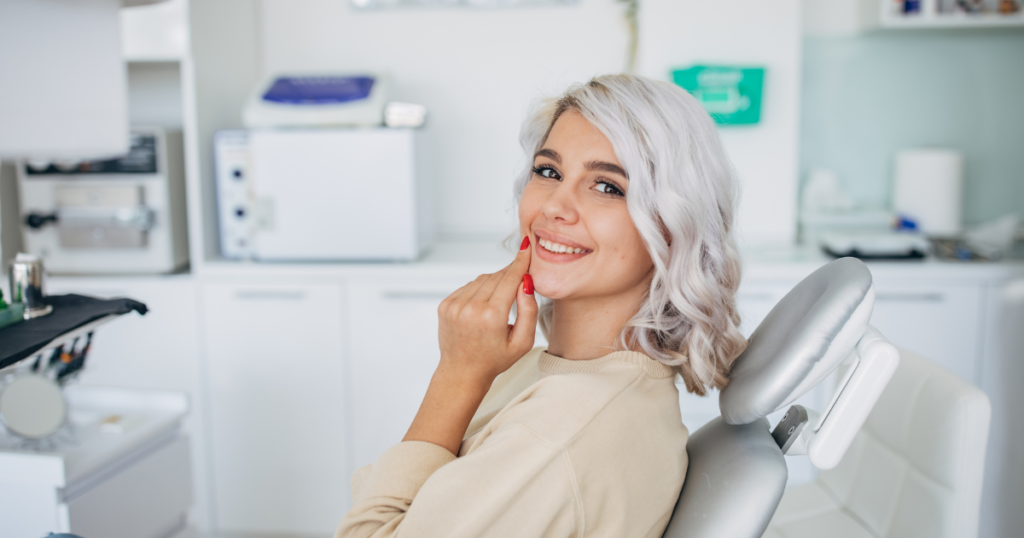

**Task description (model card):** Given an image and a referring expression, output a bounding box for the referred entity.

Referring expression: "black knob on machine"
[25,212,58,229]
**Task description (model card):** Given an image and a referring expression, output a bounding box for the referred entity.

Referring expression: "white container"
[892,148,964,237]
[214,128,434,262]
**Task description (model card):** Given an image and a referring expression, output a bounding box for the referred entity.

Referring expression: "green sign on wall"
[671,65,765,126]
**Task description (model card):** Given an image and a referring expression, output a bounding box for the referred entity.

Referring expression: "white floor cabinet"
[201,280,349,536]
[870,280,985,383]
[347,276,469,471]
[46,275,211,530]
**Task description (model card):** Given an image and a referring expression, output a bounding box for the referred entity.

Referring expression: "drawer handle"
[234,290,306,301]
[382,291,452,301]
[875,292,944,302]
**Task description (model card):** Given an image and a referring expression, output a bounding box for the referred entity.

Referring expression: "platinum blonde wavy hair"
[513,74,747,396]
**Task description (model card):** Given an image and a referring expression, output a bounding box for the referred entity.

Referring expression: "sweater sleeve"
[335,426,581,538]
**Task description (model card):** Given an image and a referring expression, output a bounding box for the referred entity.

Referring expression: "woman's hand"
[403,237,538,455]
[436,236,538,384]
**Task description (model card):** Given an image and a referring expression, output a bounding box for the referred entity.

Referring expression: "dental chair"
[663,257,900,538]
[765,350,991,538]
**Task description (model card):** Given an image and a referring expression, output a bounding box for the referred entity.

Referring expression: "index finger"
[491,235,533,306]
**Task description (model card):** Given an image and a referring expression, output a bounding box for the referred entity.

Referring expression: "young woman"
[336,74,746,538]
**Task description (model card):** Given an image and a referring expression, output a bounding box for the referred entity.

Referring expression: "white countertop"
[0,386,187,489]
[190,239,1024,283]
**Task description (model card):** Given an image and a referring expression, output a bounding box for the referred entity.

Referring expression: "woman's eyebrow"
[585,161,628,179]
[534,148,561,163]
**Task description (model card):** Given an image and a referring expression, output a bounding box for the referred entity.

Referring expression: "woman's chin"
[529,273,574,300]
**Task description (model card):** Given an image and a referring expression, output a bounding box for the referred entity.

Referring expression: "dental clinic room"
[3,0,1024,537]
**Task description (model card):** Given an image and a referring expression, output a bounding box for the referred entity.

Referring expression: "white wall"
[260,0,630,239]
[638,0,802,245]
[259,0,801,244]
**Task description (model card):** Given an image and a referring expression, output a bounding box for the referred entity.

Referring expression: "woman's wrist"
[434,356,498,391]
[402,363,494,455]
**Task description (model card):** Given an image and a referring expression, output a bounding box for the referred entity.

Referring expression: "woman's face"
[519,109,654,302]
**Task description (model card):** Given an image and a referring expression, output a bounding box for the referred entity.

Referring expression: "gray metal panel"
[720,257,872,425]
[663,418,787,538]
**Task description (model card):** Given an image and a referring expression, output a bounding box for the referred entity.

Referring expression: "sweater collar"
[538,349,677,379]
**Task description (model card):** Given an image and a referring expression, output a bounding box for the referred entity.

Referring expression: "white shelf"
[880,12,1024,29]
[121,0,188,62]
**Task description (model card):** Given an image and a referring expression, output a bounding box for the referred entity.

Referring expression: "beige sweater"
[335,347,689,538]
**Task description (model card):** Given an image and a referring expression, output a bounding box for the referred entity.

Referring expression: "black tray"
[0,294,147,371]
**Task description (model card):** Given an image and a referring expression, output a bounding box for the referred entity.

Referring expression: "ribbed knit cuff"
[355,441,457,503]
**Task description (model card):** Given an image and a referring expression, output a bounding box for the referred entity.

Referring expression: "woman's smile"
[533,229,593,262]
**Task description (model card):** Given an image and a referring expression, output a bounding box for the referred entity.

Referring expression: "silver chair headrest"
[720,257,874,425]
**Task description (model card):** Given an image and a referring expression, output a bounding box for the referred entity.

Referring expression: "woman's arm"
[337,425,579,538]
[403,236,537,455]
[334,238,540,538]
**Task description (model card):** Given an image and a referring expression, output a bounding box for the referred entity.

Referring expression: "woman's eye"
[532,166,560,180]
[595,181,624,196]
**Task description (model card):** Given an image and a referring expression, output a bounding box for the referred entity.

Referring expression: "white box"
[215,128,434,262]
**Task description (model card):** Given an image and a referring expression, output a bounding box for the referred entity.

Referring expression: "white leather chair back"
[767,351,991,538]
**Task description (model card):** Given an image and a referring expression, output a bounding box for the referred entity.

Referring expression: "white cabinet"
[0,387,192,538]
[347,277,467,472]
[202,281,348,536]
[46,275,210,529]
[869,281,983,383]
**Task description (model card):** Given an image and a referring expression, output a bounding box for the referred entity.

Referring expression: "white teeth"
[538,238,587,254]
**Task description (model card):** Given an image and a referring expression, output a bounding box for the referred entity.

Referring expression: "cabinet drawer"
[66,436,192,538]
[202,282,347,535]
[869,282,982,383]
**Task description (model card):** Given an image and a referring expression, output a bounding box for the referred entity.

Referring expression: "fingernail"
[520,236,530,250]
[523,274,534,295]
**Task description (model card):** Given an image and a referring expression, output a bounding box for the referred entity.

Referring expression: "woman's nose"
[540,181,579,224]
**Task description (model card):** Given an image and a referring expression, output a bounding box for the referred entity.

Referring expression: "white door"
[869,281,983,383]
[202,281,347,535]
[347,277,466,473]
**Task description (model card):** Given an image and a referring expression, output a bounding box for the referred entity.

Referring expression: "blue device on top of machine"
[261,75,376,105]
[243,72,389,128]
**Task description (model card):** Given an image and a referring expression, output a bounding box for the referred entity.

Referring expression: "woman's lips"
[533,235,592,263]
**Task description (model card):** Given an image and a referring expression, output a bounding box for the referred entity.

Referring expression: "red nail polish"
[523,274,534,295]
[520,236,530,250]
